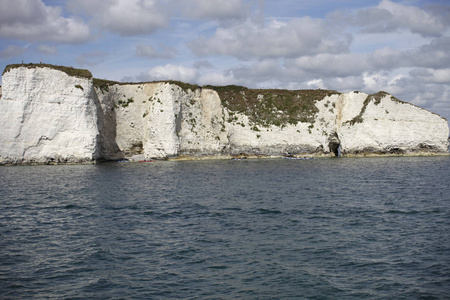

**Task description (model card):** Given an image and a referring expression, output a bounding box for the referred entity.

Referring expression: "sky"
[1,0,450,125]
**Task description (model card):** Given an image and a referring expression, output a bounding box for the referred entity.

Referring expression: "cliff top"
[206,85,340,126]
[3,63,93,79]
[0,63,340,126]
[5,63,441,123]
[90,76,341,126]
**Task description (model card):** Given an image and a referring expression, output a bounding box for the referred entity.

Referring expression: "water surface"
[1,157,449,299]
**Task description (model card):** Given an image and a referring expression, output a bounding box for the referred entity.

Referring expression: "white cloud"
[0,45,28,59]
[0,0,90,43]
[139,64,200,83]
[306,79,324,89]
[409,37,450,69]
[76,50,107,67]
[37,44,58,55]
[193,60,215,69]
[130,64,235,87]
[321,76,366,92]
[409,68,450,84]
[354,0,446,37]
[255,35,450,86]
[291,53,369,78]
[198,71,236,86]
[188,17,351,60]
[430,69,450,84]
[367,47,399,68]
[377,0,445,37]
[178,0,250,20]
[135,44,178,59]
[69,0,170,36]
[225,59,287,86]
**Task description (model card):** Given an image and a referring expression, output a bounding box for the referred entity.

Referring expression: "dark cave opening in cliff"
[328,133,341,157]
[329,141,341,157]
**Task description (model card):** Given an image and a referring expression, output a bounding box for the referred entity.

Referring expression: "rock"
[0,65,100,164]
[336,91,449,155]
[0,64,448,164]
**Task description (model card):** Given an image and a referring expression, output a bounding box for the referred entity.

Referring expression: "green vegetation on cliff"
[3,63,92,79]
[205,85,340,127]
[165,81,199,92]
[92,79,199,93]
[93,78,120,93]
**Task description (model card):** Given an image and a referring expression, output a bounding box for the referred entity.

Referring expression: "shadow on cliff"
[91,87,123,161]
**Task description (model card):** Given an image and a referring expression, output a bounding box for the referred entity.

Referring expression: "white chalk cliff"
[0,66,99,164]
[0,65,448,164]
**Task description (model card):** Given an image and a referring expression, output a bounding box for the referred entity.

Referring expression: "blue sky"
[1,0,450,124]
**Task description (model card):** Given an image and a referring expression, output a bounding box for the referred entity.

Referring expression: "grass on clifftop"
[164,80,199,92]
[205,85,340,127]
[3,63,93,79]
[93,78,120,93]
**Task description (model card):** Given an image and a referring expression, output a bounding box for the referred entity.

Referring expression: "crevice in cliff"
[92,86,122,160]
[175,103,183,138]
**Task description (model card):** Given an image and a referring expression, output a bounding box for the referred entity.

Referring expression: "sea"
[1,156,449,299]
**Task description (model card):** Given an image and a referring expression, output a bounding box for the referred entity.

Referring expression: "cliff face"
[0,66,100,164]
[336,92,449,155]
[95,83,229,159]
[0,65,448,164]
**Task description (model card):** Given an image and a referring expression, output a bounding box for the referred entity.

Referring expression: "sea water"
[1,157,449,299]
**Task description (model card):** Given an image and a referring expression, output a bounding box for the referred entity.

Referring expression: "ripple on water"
[1,157,450,299]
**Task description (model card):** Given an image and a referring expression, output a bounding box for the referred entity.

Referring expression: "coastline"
[1,151,448,166]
